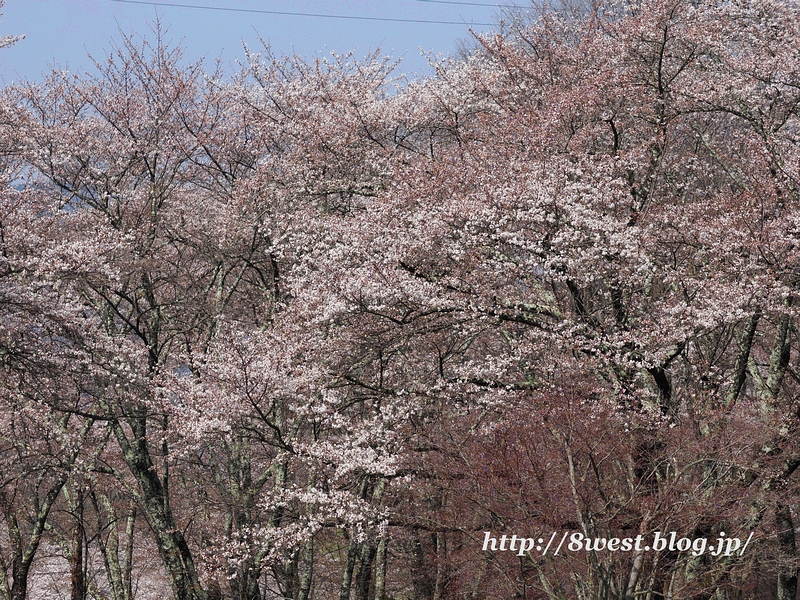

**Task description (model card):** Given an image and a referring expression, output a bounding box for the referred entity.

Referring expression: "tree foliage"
[2,0,800,598]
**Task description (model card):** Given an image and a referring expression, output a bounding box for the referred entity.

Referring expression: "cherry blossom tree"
[289,0,800,597]
[4,0,800,598]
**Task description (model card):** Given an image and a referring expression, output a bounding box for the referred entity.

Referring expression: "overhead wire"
[416,0,528,7]
[108,0,500,26]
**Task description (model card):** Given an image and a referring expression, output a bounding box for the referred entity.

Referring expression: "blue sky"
[0,1,527,84]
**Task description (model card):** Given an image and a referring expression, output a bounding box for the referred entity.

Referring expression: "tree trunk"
[123,508,136,600]
[373,536,387,600]
[761,308,792,409]
[724,310,760,406]
[432,532,445,600]
[70,492,86,600]
[107,411,206,600]
[297,538,314,600]
[339,534,360,600]
[94,493,130,600]
[7,478,67,600]
[354,541,377,600]
[776,504,798,600]
[411,532,434,600]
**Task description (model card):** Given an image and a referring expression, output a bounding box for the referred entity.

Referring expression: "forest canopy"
[2,0,800,598]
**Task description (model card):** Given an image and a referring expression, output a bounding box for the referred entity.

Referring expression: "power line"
[416,0,527,7]
[108,0,496,26]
